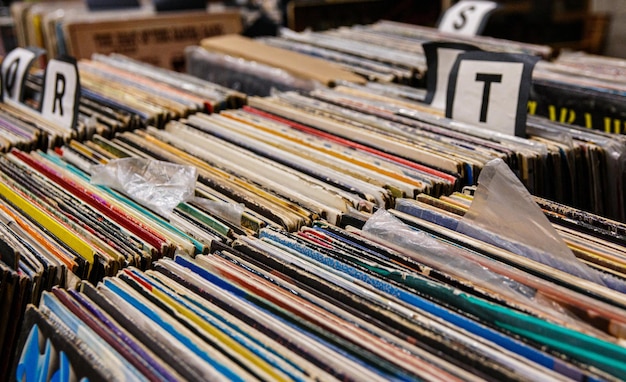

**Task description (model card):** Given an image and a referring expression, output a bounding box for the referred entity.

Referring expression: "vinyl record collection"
[245,89,626,221]
[0,53,244,152]
[220,21,626,133]
[14,194,626,380]
[2,18,626,382]
[0,54,248,379]
[188,27,626,220]
[192,20,552,91]
[257,21,553,85]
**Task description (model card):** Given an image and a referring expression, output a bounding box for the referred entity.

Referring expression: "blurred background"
[0,0,624,58]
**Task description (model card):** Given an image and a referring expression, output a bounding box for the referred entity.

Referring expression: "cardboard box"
[64,10,242,71]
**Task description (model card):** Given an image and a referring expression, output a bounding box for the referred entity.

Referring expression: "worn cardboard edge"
[200,34,366,86]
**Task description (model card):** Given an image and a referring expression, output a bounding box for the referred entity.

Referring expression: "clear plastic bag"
[90,158,197,218]
[191,198,244,226]
[361,209,610,334]
[362,209,537,303]
[457,158,626,292]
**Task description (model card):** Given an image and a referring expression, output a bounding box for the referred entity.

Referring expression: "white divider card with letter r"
[446,51,539,137]
[0,47,80,132]
[40,57,80,132]
[438,1,499,36]
[423,42,481,110]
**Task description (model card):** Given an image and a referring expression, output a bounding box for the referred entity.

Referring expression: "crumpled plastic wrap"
[90,158,197,218]
[363,209,537,305]
[191,198,244,226]
[361,209,606,332]
[185,46,321,97]
[456,158,626,292]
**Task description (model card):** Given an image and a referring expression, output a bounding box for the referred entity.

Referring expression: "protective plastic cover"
[192,198,244,226]
[361,209,605,330]
[90,158,197,218]
[363,207,547,299]
[457,158,626,292]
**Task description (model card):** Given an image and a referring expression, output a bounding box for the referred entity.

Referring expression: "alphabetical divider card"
[438,0,499,36]
[446,51,539,137]
[40,56,80,132]
[423,42,481,109]
[1,47,80,132]
[1,47,43,105]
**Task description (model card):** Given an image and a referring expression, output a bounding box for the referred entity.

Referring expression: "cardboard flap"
[200,34,366,86]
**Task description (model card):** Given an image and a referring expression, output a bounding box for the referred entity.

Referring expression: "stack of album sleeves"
[0,53,245,152]
[244,89,626,222]
[14,208,626,380]
[6,100,626,380]
[255,21,553,85]
[0,54,248,379]
[189,20,552,92]
[0,146,252,378]
[3,43,626,379]
[245,21,626,133]
[189,24,626,221]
